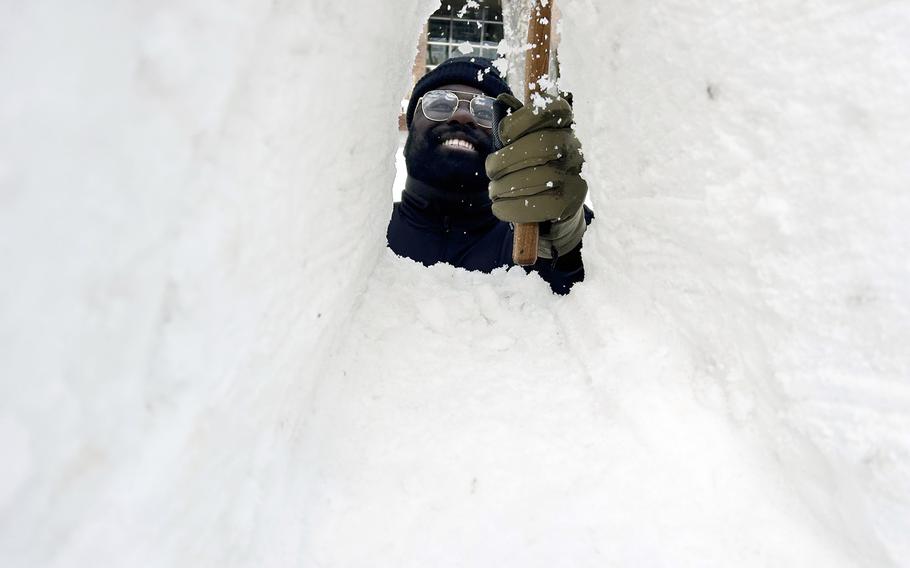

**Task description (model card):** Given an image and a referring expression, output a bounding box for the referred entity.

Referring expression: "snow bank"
[1,0,437,564]
[2,0,909,565]
[558,0,910,560]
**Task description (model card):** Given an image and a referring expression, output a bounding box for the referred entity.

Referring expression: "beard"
[404,123,493,193]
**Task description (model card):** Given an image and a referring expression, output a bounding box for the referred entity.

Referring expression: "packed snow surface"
[1,0,909,566]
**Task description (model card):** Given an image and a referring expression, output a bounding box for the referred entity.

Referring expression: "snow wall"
[2,0,909,566]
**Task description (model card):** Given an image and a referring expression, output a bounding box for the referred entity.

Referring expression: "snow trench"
[1,0,909,566]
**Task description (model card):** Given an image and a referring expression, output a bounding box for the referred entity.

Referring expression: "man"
[387,56,591,294]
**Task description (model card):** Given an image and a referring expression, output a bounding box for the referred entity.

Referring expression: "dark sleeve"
[527,206,594,295]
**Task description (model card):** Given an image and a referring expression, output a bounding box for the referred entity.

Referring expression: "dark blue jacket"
[386,180,591,294]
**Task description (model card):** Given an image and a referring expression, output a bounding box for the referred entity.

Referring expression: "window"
[425,0,504,74]
[427,44,448,66]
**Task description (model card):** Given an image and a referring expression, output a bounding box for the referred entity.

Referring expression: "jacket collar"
[399,177,499,231]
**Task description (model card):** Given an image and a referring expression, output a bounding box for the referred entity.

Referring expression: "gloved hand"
[485,93,588,259]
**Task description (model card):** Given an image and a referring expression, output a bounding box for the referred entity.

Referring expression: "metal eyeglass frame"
[416,89,495,128]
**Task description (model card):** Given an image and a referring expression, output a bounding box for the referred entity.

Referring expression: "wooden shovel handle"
[512,223,539,265]
[513,0,554,266]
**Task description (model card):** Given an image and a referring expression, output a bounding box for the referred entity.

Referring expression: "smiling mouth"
[441,138,477,153]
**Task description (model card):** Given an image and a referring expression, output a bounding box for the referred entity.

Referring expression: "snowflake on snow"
[530,91,552,113]
[492,57,509,77]
[457,0,480,18]
[537,74,558,92]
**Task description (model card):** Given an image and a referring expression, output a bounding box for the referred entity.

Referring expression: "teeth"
[443,139,476,152]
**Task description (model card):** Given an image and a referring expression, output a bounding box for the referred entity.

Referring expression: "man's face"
[404,83,495,192]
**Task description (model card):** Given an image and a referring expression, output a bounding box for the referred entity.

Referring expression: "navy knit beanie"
[406,56,512,127]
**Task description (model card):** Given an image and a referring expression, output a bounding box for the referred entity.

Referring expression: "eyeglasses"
[417,90,496,128]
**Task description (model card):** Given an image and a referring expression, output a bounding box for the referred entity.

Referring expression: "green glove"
[485,93,588,259]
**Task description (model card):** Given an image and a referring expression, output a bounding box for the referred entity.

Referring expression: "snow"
[457,0,481,20]
[2,0,909,566]
[392,132,409,201]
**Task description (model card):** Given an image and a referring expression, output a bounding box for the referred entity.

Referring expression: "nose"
[447,99,477,127]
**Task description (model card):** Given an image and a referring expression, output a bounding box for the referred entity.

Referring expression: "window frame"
[424,3,504,74]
